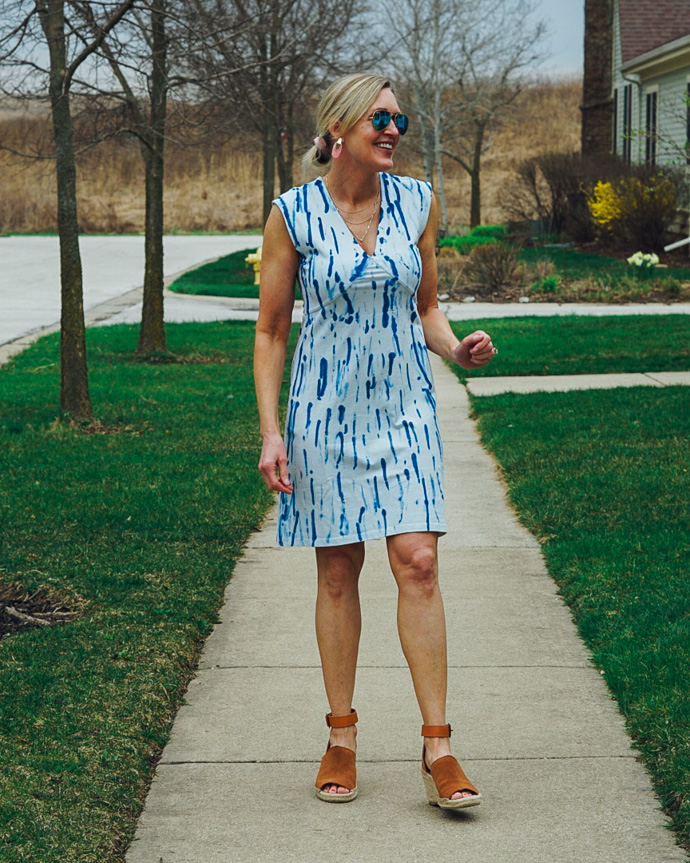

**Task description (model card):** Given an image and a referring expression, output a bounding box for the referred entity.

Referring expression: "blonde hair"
[302,73,392,180]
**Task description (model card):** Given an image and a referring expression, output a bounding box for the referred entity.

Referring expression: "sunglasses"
[369,110,409,135]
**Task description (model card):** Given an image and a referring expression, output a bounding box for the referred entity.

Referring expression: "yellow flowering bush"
[588,181,622,228]
[587,175,678,251]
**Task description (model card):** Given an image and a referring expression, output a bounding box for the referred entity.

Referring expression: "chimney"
[581,0,615,155]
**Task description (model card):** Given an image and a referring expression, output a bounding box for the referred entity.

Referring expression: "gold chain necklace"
[326,177,380,244]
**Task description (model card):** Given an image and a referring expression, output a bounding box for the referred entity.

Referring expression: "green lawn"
[449,314,690,380]
[1,315,689,859]
[0,321,296,863]
[520,246,690,282]
[470,385,690,853]
[168,248,260,298]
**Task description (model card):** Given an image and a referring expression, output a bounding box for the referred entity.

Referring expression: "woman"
[254,73,497,808]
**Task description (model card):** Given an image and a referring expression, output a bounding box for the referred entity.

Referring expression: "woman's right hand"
[258,432,293,494]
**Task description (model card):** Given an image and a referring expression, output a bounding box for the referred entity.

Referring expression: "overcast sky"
[536,0,585,78]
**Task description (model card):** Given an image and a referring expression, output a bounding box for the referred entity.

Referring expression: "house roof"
[620,0,690,64]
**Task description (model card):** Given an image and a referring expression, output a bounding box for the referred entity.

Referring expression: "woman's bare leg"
[314,542,365,795]
[386,531,472,800]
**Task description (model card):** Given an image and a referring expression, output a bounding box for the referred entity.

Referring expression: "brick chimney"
[581,0,614,154]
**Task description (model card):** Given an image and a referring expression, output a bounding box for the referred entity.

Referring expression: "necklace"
[324,176,378,214]
[325,176,380,244]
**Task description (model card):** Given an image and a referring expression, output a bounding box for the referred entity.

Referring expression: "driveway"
[0,234,259,346]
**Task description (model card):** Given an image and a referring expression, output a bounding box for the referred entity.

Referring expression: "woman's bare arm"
[253,205,299,492]
[417,193,496,369]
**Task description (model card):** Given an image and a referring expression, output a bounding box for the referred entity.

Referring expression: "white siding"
[611,0,690,164]
[611,0,641,160]
[644,66,689,165]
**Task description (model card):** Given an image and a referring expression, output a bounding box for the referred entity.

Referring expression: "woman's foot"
[320,725,357,796]
[423,736,476,800]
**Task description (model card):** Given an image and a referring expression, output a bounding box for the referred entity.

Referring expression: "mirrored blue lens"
[372,110,390,130]
[371,110,409,135]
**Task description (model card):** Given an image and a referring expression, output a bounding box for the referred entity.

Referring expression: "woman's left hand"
[452,330,498,369]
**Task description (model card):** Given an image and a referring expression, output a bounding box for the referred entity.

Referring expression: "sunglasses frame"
[369,109,409,136]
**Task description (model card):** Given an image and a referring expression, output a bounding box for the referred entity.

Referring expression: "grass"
[448,314,690,380]
[469,385,690,852]
[3,312,688,858]
[169,248,303,301]
[168,247,260,298]
[521,246,690,282]
[0,320,297,863]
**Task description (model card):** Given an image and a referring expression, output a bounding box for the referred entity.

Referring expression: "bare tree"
[382,0,461,233]
[0,0,136,420]
[69,0,172,353]
[441,0,546,228]
[188,0,372,224]
[380,0,546,230]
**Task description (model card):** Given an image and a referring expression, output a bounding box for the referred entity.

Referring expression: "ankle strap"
[422,723,451,737]
[326,709,358,728]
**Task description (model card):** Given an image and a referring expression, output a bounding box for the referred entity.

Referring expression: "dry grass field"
[0,78,581,234]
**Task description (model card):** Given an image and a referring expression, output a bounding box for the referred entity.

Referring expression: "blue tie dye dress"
[273,172,446,547]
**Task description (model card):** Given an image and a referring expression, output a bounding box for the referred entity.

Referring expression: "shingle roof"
[620,0,690,64]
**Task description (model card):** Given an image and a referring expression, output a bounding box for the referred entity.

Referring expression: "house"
[611,0,690,165]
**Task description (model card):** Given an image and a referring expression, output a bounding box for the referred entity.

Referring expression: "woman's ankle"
[329,725,357,751]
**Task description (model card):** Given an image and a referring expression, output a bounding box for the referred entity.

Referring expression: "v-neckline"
[321,173,383,258]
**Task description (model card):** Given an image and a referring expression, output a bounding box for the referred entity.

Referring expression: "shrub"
[588,175,678,252]
[536,275,559,293]
[439,235,498,255]
[463,241,522,295]
[471,225,508,239]
[436,248,467,291]
[502,151,630,243]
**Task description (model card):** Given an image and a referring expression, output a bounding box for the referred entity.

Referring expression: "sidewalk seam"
[158,755,640,765]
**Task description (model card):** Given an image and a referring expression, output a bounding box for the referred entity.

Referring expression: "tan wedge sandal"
[315,709,358,802]
[421,724,482,810]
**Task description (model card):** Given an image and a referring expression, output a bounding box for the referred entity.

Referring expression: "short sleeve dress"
[273,172,446,547]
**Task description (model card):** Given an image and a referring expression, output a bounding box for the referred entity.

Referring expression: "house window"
[623,84,633,163]
[613,88,618,154]
[646,90,658,165]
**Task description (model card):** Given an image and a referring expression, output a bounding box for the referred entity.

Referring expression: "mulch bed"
[0,582,84,640]
[441,239,690,304]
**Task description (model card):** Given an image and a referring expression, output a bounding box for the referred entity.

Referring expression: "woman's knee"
[317,546,363,600]
[392,542,438,595]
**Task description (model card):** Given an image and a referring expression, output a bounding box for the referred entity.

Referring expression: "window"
[623,84,633,163]
[612,88,618,154]
[646,89,658,165]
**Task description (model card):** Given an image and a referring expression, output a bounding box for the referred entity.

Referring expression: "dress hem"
[276,522,448,548]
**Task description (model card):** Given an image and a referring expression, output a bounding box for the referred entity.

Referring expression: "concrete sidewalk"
[125,353,685,863]
[467,370,690,395]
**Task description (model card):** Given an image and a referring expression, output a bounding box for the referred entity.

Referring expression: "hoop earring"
[332,137,343,159]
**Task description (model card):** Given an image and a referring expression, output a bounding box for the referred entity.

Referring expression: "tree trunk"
[433,91,448,236]
[413,84,434,185]
[262,113,277,225]
[38,0,93,420]
[137,0,167,354]
[276,99,294,193]
[469,134,483,228]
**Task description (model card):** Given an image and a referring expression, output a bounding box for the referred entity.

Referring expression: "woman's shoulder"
[272,178,328,251]
[385,173,432,197]
[273,178,326,210]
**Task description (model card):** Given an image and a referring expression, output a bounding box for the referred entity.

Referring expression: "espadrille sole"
[421,768,482,809]
[315,786,358,803]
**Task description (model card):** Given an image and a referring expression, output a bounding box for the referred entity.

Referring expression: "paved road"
[0,234,259,346]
